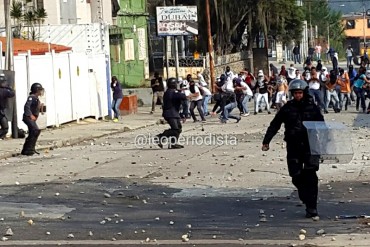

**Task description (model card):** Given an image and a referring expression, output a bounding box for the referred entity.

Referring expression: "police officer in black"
[155,78,187,149]
[21,83,44,156]
[261,79,324,218]
[0,75,15,139]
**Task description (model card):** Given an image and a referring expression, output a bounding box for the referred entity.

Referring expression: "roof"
[342,13,366,20]
[0,37,72,55]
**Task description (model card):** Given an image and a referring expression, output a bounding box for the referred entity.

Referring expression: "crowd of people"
[151,62,370,125]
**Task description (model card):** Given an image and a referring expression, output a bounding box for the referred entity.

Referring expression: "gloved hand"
[261,144,269,151]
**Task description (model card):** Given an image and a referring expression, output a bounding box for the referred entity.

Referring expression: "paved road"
[0,105,369,246]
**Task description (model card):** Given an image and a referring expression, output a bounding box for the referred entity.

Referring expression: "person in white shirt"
[188,80,206,122]
[308,67,324,110]
[222,76,235,93]
[178,76,190,119]
[287,64,297,84]
[234,76,253,116]
[224,66,235,82]
[275,76,288,112]
[197,83,212,116]
[315,44,322,61]
[254,70,271,115]
[345,45,353,68]
[197,71,207,87]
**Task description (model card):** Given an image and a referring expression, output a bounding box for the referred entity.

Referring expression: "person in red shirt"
[279,65,288,78]
[241,68,255,88]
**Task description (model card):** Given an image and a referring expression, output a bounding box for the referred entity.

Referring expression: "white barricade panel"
[14,56,29,131]
[28,54,55,128]
[88,53,109,118]
[69,53,92,119]
[53,53,73,125]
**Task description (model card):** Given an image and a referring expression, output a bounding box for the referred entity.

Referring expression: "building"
[1,0,150,88]
[109,0,149,88]
[0,0,113,26]
[342,12,370,55]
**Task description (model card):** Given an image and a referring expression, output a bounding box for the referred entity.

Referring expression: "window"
[37,0,44,9]
[368,19,370,29]
[346,20,355,29]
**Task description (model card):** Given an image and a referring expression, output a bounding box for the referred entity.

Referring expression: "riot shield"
[303,121,354,164]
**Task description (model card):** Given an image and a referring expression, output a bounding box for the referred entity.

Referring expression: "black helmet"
[167,77,177,89]
[30,82,44,94]
[288,79,308,92]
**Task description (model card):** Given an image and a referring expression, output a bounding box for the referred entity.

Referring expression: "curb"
[0,121,159,161]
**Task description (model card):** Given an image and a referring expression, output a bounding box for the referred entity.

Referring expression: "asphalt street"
[0,101,369,246]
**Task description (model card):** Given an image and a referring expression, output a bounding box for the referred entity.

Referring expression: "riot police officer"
[21,83,44,155]
[0,75,15,139]
[261,79,324,218]
[155,78,187,149]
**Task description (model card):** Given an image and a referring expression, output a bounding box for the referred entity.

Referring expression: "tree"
[303,0,344,52]
[10,0,23,38]
[34,7,47,41]
[196,0,304,55]
[23,10,36,40]
[148,0,305,56]
[10,0,48,41]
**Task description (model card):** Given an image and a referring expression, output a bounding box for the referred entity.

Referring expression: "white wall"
[0,2,5,28]
[43,0,61,25]
[0,0,112,27]
[90,0,113,25]
[38,23,110,56]
[10,51,109,131]
[76,0,92,24]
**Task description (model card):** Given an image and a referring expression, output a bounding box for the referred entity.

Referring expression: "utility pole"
[363,0,367,47]
[205,0,215,93]
[4,0,18,138]
[4,0,13,71]
[172,0,179,80]
[163,0,169,80]
[309,0,313,48]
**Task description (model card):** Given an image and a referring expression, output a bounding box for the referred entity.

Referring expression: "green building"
[109,0,149,88]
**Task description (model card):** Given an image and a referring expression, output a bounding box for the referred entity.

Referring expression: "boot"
[30,130,41,154]
[29,130,41,154]
[21,137,34,156]
[168,143,184,149]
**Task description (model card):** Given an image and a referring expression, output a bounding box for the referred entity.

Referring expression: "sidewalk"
[0,106,159,160]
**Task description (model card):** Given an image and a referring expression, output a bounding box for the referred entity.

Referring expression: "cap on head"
[257,70,264,77]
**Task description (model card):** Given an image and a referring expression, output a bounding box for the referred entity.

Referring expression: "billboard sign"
[156,6,198,36]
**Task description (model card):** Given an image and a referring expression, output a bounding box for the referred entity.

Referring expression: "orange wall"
[343,18,370,38]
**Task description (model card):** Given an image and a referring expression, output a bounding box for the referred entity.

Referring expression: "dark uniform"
[0,75,15,139]
[156,78,187,149]
[262,79,324,217]
[21,83,44,155]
